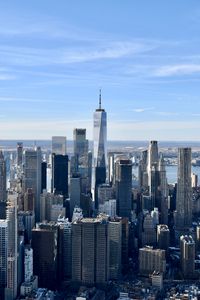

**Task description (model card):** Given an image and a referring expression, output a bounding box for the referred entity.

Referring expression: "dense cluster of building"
[0,94,200,299]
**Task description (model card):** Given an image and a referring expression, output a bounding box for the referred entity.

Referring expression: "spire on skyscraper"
[99,89,102,110]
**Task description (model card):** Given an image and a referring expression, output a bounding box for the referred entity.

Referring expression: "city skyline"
[0,1,200,140]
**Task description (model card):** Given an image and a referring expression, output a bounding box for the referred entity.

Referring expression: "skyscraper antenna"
[99,89,101,109]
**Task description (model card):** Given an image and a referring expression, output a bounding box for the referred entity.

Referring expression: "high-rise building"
[115,157,132,220]
[175,148,192,230]
[157,224,170,251]
[41,161,47,192]
[139,247,166,276]
[73,129,88,165]
[72,216,109,286]
[138,150,148,189]
[23,148,42,222]
[0,150,6,203]
[24,188,34,212]
[147,141,159,186]
[52,154,68,198]
[196,226,200,253]
[93,91,107,208]
[24,246,33,282]
[17,142,23,167]
[32,223,58,289]
[52,136,66,155]
[57,217,72,280]
[18,211,35,244]
[180,235,195,279]
[159,155,168,199]
[97,184,114,206]
[70,174,81,218]
[149,165,161,210]
[191,173,198,188]
[142,213,156,246]
[5,193,18,300]
[0,220,8,293]
[40,191,63,222]
[108,220,122,280]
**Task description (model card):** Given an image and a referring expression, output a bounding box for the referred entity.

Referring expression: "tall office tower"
[52,154,68,198]
[57,217,72,280]
[32,223,58,289]
[93,91,107,208]
[149,166,161,210]
[157,224,170,251]
[98,183,114,206]
[17,142,23,167]
[87,151,92,192]
[52,136,66,155]
[196,226,200,253]
[5,193,18,300]
[142,213,156,246]
[70,174,81,219]
[139,247,166,276]
[0,220,8,298]
[147,141,159,185]
[108,153,114,185]
[159,155,168,198]
[23,147,42,222]
[18,211,35,244]
[41,161,47,192]
[115,157,132,220]
[73,128,88,164]
[72,217,109,286]
[24,188,34,212]
[138,150,148,189]
[99,199,116,217]
[180,235,195,279]
[191,173,198,188]
[108,220,122,280]
[24,246,33,282]
[40,191,63,222]
[158,155,168,224]
[175,148,192,230]
[0,150,6,203]
[121,218,129,273]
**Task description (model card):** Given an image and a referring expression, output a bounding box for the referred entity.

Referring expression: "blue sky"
[0,0,200,140]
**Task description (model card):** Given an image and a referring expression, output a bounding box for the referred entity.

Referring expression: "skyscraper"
[147,141,159,186]
[180,235,195,279]
[0,219,8,296]
[72,217,109,286]
[17,142,23,167]
[0,150,6,203]
[52,136,66,156]
[73,129,88,163]
[93,90,107,208]
[23,148,42,222]
[51,154,68,198]
[175,148,192,231]
[5,193,18,300]
[32,223,58,289]
[115,157,132,220]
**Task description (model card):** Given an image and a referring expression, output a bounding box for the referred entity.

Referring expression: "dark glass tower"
[52,154,68,198]
[115,157,132,220]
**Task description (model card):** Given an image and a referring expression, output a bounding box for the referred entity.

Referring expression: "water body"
[133,165,200,184]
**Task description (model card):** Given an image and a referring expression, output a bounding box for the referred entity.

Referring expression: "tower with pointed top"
[93,90,107,208]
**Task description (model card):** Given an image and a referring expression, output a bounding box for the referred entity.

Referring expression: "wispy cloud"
[155,111,180,116]
[154,64,200,77]
[133,107,154,113]
[0,41,156,67]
